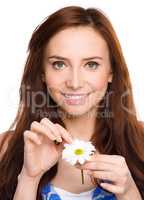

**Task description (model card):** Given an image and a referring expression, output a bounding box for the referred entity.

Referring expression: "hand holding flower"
[76,154,142,199]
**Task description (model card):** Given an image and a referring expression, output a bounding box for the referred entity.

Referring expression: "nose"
[66,68,83,90]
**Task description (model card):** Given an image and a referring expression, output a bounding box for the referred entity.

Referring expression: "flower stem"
[81,169,84,184]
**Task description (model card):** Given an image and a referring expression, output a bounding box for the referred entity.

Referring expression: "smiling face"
[42,26,113,117]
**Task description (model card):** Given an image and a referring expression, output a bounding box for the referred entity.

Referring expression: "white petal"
[84,154,91,160]
[78,157,85,164]
[64,143,70,148]
[70,157,78,165]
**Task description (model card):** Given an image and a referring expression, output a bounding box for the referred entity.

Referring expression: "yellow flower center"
[74,148,84,155]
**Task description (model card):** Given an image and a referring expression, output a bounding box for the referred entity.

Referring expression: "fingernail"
[87,171,92,175]
[38,140,42,145]
[58,137,62,142]
[69,138,73,143]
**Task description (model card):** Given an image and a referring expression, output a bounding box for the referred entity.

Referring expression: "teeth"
[63,94,86,99]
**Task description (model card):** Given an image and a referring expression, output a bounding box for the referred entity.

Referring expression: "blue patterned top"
[41,182,117,200]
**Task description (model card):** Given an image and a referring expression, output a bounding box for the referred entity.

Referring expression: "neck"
[58,108,97,141]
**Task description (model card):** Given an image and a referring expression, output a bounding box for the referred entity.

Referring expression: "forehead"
[45,26,109,58]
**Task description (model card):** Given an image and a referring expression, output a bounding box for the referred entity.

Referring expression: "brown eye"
[86,61,99,70]
[52,61,65,69]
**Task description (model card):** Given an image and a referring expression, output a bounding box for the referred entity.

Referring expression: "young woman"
[0,6,144,200]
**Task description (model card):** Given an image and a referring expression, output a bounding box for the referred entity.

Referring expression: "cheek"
[90,74,109,91]
[44,74,62,91]
[88,73,110,102]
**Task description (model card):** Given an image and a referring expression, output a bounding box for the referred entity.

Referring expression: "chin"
[59,105,96,118]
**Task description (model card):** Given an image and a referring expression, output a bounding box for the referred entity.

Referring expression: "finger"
[100,182,124,194]
[54,123,73,144]
[24,130,41,145]
[40,118,62,142]
[90,171,118,182]
[77,161,118,172]
[89,154,126,166]
[30,121,58,141]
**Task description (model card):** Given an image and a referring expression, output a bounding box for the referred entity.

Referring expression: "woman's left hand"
[76,154,142,199]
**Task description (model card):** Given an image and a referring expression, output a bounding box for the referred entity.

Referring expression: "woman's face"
[43,26,113,116]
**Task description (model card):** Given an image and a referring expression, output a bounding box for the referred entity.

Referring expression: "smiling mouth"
[61,92,91,105]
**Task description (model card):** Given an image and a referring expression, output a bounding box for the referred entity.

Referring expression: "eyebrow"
[47,55,103,61]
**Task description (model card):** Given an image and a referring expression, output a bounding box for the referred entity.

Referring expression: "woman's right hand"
[20,118,73,179]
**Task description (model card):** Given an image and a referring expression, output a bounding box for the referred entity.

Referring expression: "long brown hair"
[0,6,144,199]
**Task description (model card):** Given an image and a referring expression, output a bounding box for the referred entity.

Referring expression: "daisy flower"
[62,139,96,184]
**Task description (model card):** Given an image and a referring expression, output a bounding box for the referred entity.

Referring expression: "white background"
[0,0,144,133]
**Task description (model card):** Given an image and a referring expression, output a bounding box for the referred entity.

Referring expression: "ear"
[41,73,45,82]
[108,71,113,83]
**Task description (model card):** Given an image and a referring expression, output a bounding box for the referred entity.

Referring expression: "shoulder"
[0,130,13,143]
[0,130,14,160]
[139,121,144,128]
